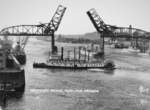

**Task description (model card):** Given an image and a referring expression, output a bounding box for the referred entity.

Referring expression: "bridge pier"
[98,33,105,59]
[51,33,57,55]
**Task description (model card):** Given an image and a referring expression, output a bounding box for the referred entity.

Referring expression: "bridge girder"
[0,7,150,39]
[87,8,150,39]
[0,5,67,55]
[0,5,67,37]
[0,24,148,38]
[0,24,51,36]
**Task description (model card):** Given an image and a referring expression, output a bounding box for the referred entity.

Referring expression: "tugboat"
[0,37,25,92]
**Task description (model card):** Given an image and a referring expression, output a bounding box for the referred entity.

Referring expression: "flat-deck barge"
[33,59,115,70]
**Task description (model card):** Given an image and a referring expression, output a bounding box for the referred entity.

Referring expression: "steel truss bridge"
[0,5,66,36]
[86,8,150,54]
[0,5,67,55]
[87,8,150,39]
[0,7,149,39]
[0,24,50,36]
[0,24,149,38]
[0,5,66,37]
[105,25,149,39]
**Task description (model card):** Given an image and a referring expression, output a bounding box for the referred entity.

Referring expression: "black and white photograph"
[0,0,150,110]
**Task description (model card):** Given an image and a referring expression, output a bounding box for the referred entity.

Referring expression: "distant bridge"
[105,25,150,39]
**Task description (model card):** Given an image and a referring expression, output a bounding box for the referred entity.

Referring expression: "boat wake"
[88,68,104,72]
[117,66,149,72]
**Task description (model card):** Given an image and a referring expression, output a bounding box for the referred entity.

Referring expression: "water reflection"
[2,39,150,110]
[0,91,24,108]
[48,68,114,75]
[104,69,114,74]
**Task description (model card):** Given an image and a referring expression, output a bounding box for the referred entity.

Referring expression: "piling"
[78,47,81,60]
[61,47,64,60]
[84,47,87,61]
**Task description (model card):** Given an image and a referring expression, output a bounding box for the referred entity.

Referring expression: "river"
[1,38,150,110]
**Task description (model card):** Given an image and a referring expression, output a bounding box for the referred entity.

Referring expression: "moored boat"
[33,59,115,70]
[0,38,25,92]
[13,49,26,65]
[12,36,29,65]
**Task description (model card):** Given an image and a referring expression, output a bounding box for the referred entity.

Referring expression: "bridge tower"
[87,8,112,58]
[44,5,66,55]
[0,5,67,55]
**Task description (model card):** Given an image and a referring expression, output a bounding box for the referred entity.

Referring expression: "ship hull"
[33,62,115,70]
[0,69,25,92]
[14,54,26,65]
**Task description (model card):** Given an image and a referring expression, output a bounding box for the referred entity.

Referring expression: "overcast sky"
[0,0,150,34]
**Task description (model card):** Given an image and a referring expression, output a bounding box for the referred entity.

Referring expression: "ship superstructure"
[12,36,29,65]
[0,36,25,92]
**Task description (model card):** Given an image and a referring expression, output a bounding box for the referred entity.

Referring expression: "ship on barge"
[33,47,115,70]
[33,59,115,70]
[12,37,29,65]
[13,42,26,65]
[0,37,25,92]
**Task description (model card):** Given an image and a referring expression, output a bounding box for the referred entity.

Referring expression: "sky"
[0,0,150,35]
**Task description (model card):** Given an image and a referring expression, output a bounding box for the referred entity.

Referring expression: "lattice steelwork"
[0,25,47,36]
[0,7,149,39]
[0,5,66,37]
[87,8,109,57]
[0,5,67,54]
[87,8,150,39]
[87,8,112,34]
[44,5,66,34]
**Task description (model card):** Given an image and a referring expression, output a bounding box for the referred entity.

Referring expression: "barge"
[33,59,115,70]
[33,45,115,70]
